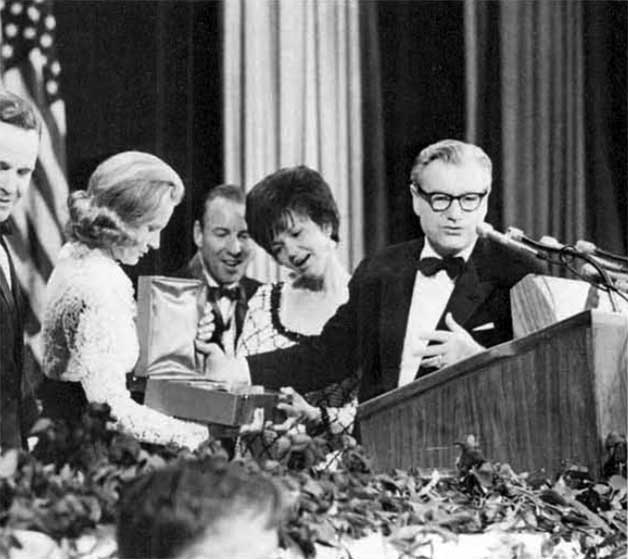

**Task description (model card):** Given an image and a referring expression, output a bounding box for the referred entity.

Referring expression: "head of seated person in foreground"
[246,165,348,295]
[66,151,184,265]
[116,458,285,559]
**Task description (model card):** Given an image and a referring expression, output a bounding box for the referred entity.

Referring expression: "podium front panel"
[357,311,627,477]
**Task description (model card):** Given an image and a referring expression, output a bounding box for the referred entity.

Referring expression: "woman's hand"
[194,304,216,354]
[276,387,321,424]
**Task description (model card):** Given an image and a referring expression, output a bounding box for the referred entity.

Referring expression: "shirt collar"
[420,236,476,262]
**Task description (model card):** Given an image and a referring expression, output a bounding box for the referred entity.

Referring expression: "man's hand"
[202,343,251,385]
[416,312,484,369]
[194,304,216,355]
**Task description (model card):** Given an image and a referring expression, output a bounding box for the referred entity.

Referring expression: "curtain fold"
[224,0,363,281]
[359,1,388,255]
[466,0,626,253]
[475,0,586,242]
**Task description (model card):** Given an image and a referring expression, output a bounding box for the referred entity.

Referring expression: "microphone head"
[506,227,524,241]
[579,262,601,280]
[575,240,597,255]
[476,222,494,238]
[539,236,564,249]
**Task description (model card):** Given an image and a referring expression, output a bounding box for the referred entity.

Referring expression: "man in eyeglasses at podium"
[204,139,546,403]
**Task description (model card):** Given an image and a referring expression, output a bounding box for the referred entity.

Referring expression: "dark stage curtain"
[55,0,223,282]
[467,0,626,253]
[360,1,466,248]
[583,2,627,254]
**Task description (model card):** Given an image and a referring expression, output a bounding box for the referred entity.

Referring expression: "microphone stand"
[505,228,628,312]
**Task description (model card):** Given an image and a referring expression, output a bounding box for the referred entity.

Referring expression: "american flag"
[0,0,68,367]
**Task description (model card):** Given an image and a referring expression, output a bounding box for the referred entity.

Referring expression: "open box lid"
[135,275,207,377]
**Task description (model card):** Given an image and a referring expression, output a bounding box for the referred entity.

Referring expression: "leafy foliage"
[0,405,625,558]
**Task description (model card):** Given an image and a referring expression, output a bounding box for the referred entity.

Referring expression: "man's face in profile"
[411,159,489,256]
[0,121,39,222]
[193,196,254,285]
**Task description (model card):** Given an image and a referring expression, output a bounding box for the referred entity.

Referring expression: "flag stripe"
[31,159,65,230]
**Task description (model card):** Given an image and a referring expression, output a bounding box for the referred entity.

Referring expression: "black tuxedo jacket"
[172,252,261,343]
[249,237,546,403]
[0,235,27,448]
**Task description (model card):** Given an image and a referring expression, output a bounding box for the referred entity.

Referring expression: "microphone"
[506,228,577,256]
[538,236,566,250]
[576,240,628,268]
[507,229,628,274]
[476,223,548,260]
[575,240,597,256]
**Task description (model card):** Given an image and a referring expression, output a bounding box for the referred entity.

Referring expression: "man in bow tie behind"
[174,184,260,356]
[205,140,546,402]
[0,91,40,449]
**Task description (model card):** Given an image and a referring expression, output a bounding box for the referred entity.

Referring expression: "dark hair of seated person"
[116,457,286,559]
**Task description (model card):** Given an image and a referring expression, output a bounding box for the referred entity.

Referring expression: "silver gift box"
[145,378,280,427]
[136,275,279,427]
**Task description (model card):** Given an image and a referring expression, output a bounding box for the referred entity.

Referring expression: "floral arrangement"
[0,404,625,558]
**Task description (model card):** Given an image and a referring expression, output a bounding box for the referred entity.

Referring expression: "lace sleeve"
[325,398,357,436]
[305,375,359,438]
[70,290,209,450]
[82,374,209,449]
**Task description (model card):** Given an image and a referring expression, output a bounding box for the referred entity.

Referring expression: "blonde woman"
[41,151,208,449]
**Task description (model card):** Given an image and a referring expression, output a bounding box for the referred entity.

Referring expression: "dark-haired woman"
[237,165,357,435]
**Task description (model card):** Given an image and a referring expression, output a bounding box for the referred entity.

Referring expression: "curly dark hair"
[246,165,340,255]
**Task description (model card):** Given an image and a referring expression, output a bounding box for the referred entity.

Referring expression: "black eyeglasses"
[411,184,488,212]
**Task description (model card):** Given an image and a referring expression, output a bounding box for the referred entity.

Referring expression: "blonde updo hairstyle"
[67,151,184,250]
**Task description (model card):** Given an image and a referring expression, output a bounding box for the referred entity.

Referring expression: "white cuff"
[235,356,252,385]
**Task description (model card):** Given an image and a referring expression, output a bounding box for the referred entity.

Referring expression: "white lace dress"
[42,242,208,449]
[237,283,358,435]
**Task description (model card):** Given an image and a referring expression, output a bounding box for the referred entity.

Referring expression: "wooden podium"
[357,311,627,477]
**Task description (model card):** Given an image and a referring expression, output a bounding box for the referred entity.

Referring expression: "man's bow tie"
[207,285,243,302]
[417,256,465,279]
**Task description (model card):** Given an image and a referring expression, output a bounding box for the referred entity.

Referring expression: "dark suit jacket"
[172,252,261,344]
[249,237,546,403]
[0,235,27,448]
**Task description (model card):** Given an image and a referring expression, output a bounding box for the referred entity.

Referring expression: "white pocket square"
[472,322,495,332]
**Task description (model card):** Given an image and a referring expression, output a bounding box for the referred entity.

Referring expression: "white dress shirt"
[397,239,475,387]
[0,241,12,291]
[202,265,238,358]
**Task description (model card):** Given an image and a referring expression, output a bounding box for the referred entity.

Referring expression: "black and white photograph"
[0,1,626,557]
